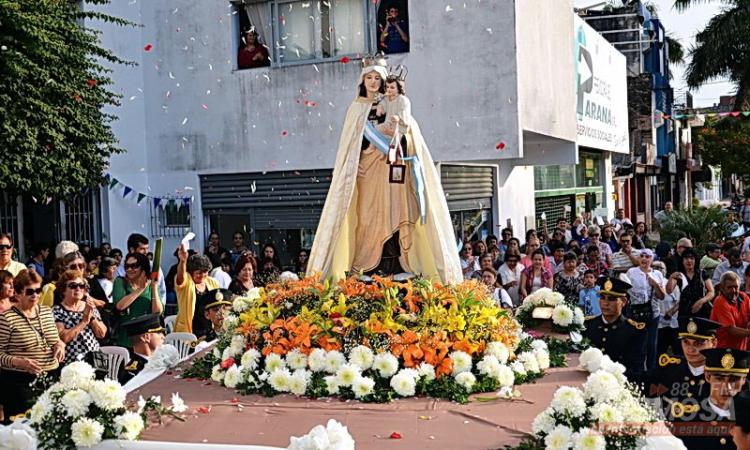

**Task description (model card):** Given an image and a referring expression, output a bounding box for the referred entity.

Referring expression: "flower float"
[515,288,585,334]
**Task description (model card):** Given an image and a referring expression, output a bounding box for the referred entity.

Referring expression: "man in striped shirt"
[610,234,641,275]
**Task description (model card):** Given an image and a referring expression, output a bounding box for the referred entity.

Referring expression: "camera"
[387,16,396,22]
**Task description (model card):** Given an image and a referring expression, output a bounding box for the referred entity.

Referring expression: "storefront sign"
[575,17,629,154]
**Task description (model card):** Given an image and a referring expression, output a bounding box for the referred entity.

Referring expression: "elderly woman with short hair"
[174,244,220,334]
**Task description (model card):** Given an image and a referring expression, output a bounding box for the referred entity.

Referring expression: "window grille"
[150,197,192,238]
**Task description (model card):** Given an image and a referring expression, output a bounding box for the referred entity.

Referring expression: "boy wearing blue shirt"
[579,269,601,316]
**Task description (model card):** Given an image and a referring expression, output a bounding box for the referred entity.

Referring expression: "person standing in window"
[379,6,409,54]
[238,29,270,69]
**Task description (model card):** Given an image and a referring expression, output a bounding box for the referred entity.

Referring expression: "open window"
[237,1,273,70]
[377,0,409,54]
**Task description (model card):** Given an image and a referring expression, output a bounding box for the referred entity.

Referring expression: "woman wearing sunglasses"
[52,270,107,366]
[113,253,163,347]
[0,269,64,423]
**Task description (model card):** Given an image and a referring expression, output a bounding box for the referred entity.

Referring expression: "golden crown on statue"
[388,64,408,81]
[361,51,388,69]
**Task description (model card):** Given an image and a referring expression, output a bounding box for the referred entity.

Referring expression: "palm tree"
[675,0,750,108]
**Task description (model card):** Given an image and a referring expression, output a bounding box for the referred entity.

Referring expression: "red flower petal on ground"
[220,357,236,369]
[340,56,350,64]
[144,44,153,52]
[198,406,210,414]
[231,398,239,404]
[390,432,402,439]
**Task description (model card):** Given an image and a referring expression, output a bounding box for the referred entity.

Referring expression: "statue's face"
[363,71,382,94]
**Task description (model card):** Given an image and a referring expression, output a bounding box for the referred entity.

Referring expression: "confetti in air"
[143,44,153,52]
[496,142,506,150]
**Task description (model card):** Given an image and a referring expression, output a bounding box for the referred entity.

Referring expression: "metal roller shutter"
[440,165,494,211]
[535,195,575,227]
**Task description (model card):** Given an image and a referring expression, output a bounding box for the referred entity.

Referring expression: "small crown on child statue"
[361,51,388,69]
[388,64,408,81]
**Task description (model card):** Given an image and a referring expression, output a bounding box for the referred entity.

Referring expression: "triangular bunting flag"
[153,197,161,209]
[123,186,133,198]
[109,178,119,189]
[183,198,190,208]
[137,193,147,204]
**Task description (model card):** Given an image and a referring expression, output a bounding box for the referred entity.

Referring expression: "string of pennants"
[667,111,750,120]
[104,174,190,210]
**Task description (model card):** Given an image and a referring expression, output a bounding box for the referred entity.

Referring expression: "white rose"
[61,389,92,418]
[224,364,242,388]
[335,363,362,387]
[288,425,328,450]
[324,350,347,374]
[454,372,476,390]
[240,348,261,370]
[550,386,587,416]
[552,304,574,327]
[171,392,187,413]
[348,345,375,370]
[114,411,144,441]
[289,369,310,396]
[89,379,127,410]
[71,417,104,448]
[286,348,308,370]
[0,421,37,450]
[372,352,399,378]
[308,348,327,372]
[59,361,95,390]
[268,368,292,392]
[578,347,604,373]
[450,350,472,376]
[484,341,510,364]
[352,376,376,399]
[390,371,417,397]
[544,425,573,450]
[265,353,286,372]
[417,362,436,381]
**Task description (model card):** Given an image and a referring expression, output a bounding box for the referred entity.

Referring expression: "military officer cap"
[735,395,750,433]
[200,288,234,312]
[596,275,632,298]
[701,348,750,375]
[122,313,164,337]
[678,317,721,341]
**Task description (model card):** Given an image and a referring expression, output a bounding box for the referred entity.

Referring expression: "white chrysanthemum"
[417,362,436,381]
[530,339,548,351]
[286,348,309,370]
[265,353,286,372]
[454,372,476,390]
[495,364,515,388]
[484,341,510,364]
[222,314,238,331]
[268,368,292,392]
[390,371,417,397]
[240,348,261,370]
[61,389,92,418]
[621,397,652,423]
[352,376,376,399]
[224,364,242,388]
[477,355,501,378]
[573,307,585,325]
[591,403,624,424]
[550,386,587,416]
[372,352,399,378]
[325,419,356,449]
[399,368,420,381]
[572,428,606,450]
[544,425,573,450]
[324,375,340,395]
[348,345,374,370]
[212,347,222,359]
[510,361,526,375]
[289,369,310,396]
[531,407,556,435]
[336,363,362,387]
[584,370,622,403]
[227,334,245,357]
[29,392,52,424]
[599,357,627,383]
[221,347,234,361]
[171,392,187,413]
[324,350,347,374]
[89,379,126,411]
[210,364,225,383]
[519,352,540,373]
[71,417,104,448]
[450,350,472,376]
[232,296,251,313]
[534,348,550,370]
[578,347,604,373]
[114,411,144,441]
[59,361,95,389]
[308,348,327,372]
[552,304,574,327]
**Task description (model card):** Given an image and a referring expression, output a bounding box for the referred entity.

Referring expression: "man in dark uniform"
[669,348,749,450]
[195,288,233,343]
[644,317,720,401]
[584,276,647,378]
[118,313,165,384]
[731,394,750,450]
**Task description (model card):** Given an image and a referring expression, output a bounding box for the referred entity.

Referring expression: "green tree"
[0,0,132,199]
[659,205,734,254]
[695,118,750,180]
[675,0,750,108]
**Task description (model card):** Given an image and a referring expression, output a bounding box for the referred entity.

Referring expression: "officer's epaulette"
[125,360,139,371]
[627,318,646,330]
[658,353,682,367]
[584,315,597,321]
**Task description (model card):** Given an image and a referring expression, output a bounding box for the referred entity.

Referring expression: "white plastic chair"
[164,315,177,334]
[165,332,197,359]
[99,346,131,381]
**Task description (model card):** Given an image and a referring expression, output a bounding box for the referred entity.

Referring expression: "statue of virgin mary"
[307,54,462,284]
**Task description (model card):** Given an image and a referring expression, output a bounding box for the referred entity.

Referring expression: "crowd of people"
[0,230,309,424]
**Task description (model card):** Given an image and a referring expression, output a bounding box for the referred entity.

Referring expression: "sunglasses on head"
[67,263,86,270]
[24,287,43,296]
[67,282,88,290]
[124,263,141,270]
[0,244,12,250]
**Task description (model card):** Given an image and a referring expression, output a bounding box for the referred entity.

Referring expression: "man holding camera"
[380,6,409,54]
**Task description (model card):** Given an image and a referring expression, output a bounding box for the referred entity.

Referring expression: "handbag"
[629,301,653,322]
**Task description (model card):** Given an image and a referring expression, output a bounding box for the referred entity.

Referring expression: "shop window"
[575,153,602,188]
[377,1,409,54]
[450,209,491,245]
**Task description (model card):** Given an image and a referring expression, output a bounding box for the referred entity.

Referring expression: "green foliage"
[658,205,734,253]
[180,352,218,379]
[696,118,750,181]
[0,0,133,199]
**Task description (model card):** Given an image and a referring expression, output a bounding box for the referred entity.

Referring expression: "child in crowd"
[578,269,601,316]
